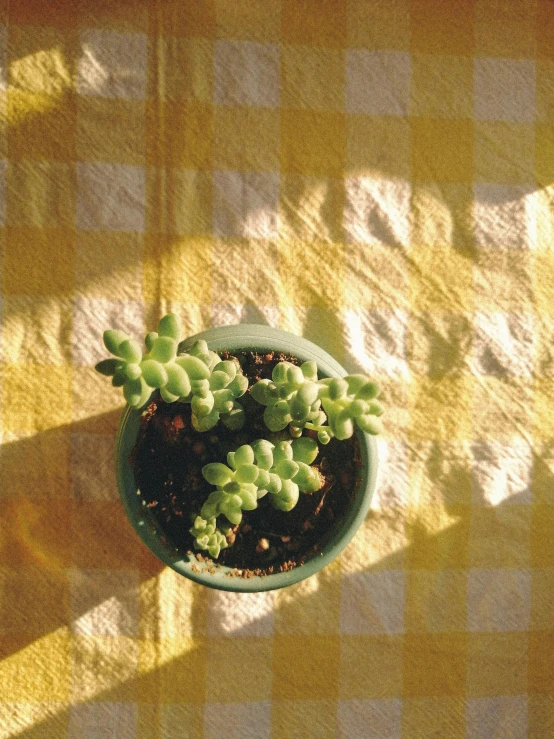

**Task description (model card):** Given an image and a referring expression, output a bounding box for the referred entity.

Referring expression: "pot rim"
[116,324,379,592]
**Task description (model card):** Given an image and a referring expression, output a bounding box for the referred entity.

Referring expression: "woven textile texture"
[1,0,554,736]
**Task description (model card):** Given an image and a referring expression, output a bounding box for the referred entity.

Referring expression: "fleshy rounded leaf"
[157,313,181,341]
[221,403,245,431]
[272,479,299,511]
[291,437,318,465]
[175,354,211,380]
[355,380,380,401]
[300,361,318,381]
[333,417,354,440]
[274,459,299,480]
[160,386,179,403]
[150,336,177,363]
[103,329,129,357]
[141,359,169,389]
[263,406,289,432]
[145,331,158,351]
[124,376,151,408]
[166,363,192,398]
[329,378,348,400]
[357,414,383,435]
[209,370,231,391]
[234,445,255,467]
[119,339,142,364]
[235,464,258,484]
[125,362,142,381]
[213,360,237,380]
[272,362,289,385]
[286,365,304,387]
[250,379,271,405]
[251,439,274,470]
[293,462,322,493]
[192,409,219,432]
[228,374,248,398]
[202,463,233,487]
[192,392,214,418]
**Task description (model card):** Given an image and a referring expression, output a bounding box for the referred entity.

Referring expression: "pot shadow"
[5,479,542,738]
[0,409,185,664]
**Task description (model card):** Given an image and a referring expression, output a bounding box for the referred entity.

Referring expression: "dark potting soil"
[132,351,362,577]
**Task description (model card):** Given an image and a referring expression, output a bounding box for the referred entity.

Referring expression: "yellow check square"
[77,98,145,166]
[339,635,403,698]
[411,54,473,119]
[2,364,72,433]
[282,46,344,111]
[138,637,206,703]
[474,122,535,184]
[281,109,346,178]
[215,0,281,42]
[282,0,347,48]
[0,628,71,702]
[146,168,212,236]
[278,239,344,308]
[467,633,528,697]
[3,228,74,296]
[146,102,213,169]
[143,234,212,304]
[473,247,534,313]
[402,697,465,739]
[0,566,69,634]
[272,701,337,739]
[76,231,143,300]
[405,505,470,569]
[469,505,531,568]
[530,633,554,695]
[8,91,76,162]
[0,497,71,568]
[1,429,70,500]
[475,0,536,58]
[6,162,75,229]
[347,0,409,49]
[403,633,467,697]
[156,0,215,37]
[534,249,554,314]
[273,635,340,699]
[410,244,473,313]
[410,0,474,54]
[347,116,409,179]
[205,637,273,701]
[411,119,473,184]
[156,37,213,103]
[408,376,472,442]
[275,568,340,634]
[214,107,279,172]
[531,506,554,567]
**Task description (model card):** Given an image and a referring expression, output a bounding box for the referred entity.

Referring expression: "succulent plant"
[95,314,248,430]
[189,515,229,559]
[250,360,322,432]
[251,364,384,444]
[190,437,323,554]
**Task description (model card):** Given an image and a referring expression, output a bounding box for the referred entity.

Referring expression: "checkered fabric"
[0,0,553,736]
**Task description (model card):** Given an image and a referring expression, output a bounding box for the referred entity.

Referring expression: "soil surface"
[132,351,362,576]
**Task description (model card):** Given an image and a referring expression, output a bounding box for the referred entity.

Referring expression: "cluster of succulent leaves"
[95,314,248,431]
[191,438,321,558]
[96,314,384,559]
[250,361,384,444]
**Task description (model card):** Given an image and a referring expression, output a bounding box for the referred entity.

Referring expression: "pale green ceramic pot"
[116,325,379,592]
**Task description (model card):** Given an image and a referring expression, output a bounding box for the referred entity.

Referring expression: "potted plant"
[96,317,383,592]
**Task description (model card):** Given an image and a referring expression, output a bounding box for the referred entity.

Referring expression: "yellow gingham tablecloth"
[1,0,553,736]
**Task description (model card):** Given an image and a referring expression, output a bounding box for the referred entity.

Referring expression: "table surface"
[1,1,553,737]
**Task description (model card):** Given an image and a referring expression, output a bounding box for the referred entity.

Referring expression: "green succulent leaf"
[119,338,142,364]
[125,362,142,381]
[150,336,177,363]
[103,329,129,357]
[141,359,168,389]
[202,463,233,487]
[191,408,219,432]
[160,386,180,403]
[251,439,274,470]
[165,363,191,398]
[175,354,211,380]
[235,463,259,484]
[157,313,181,341]
[145,331,158,351]
[220,403,245,431]
[274,459,299,480]
[291,437,318,465]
